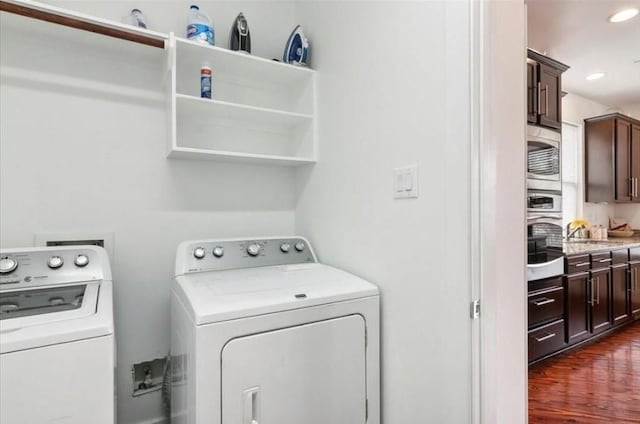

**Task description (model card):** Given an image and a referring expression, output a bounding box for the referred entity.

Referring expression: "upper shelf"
[0,0,167,48]
[173,37,314,87]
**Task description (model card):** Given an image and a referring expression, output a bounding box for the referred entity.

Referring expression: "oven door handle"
[527,215,562,221]
[527,256,565,269]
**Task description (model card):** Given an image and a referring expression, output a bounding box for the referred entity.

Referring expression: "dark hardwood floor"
[529,321,640,423]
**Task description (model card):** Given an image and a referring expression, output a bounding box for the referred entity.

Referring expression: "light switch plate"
[393,165,418,199]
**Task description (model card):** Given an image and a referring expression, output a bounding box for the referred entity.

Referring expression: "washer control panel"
[178,237,316,274]
[0,247,106,291]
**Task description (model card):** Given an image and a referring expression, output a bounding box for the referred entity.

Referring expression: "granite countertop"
[563,238,640,256]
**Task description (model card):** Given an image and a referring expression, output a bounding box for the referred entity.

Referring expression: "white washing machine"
[0,246,115,424]
[171,237,380,424]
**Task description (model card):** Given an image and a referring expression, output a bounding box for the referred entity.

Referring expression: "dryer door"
[221,314,366,424]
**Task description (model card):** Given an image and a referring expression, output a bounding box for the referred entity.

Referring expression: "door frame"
[471,1,528,423]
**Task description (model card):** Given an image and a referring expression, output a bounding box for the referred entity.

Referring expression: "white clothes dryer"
[170,237,380,424]
[0,246,115,424]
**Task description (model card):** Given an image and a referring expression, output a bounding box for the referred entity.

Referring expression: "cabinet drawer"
[591,252,612,270]
[566,255,591,275]
[528,286,564,327]
[528,319,566,362]
[612,249,630,266]
[528,276,563,294]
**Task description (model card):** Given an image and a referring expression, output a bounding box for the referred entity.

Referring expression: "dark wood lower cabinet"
[611,264,631,325]
[590,267,612,334]
[530,249,640,365]
[528,319,565,361]
[631,262,640,318]
[566,272,591,344]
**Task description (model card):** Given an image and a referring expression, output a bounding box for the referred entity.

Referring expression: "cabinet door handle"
[531,298,555,306]
[534,332,556,342]
[544,84,549,117]
[599,258,612,263]
[537,82,542,115]
[597,276,600,305]
[635,177,638,198]
[575,262,590,268]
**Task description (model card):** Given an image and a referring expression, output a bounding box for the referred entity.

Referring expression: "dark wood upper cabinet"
[585,113,640,203]
[538,64,562,129]
[527,62,538,124]
[526,49,569,131]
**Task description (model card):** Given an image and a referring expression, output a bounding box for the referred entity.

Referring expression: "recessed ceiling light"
[608,8,639,23]
[586,73,605,81]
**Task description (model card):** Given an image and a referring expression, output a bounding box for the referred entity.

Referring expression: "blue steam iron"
[283,25,309,66]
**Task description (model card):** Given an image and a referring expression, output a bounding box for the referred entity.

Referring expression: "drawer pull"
[598,258,612,263]
[574,262,590,267]
[531,298,555,306]
[534,332,556,342]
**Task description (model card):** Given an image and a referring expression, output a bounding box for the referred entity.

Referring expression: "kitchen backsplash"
[584,203,640,229]
[583,203,614,227]
[614,204,640,229]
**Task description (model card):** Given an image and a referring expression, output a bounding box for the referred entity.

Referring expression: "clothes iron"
[229,12,251,53]
[283,25,309,66]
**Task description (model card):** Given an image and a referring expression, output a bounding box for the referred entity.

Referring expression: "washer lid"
[0,281,113,354]
[173,263,379,325]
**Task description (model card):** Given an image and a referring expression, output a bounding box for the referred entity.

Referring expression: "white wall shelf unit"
[166,33,317,166]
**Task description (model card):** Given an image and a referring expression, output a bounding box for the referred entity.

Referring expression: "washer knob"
[0,257,18,274]
[213,246,224,258]
[193,247,206,259]
[74,254,89,267]
[280,243,291,253]
[247,244,261,257]
[295,242,306,252]
[47,256,64,269]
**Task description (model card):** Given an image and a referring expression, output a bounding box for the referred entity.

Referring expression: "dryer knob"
[212,246,224,258]
[193,247,206,259]
[0,256,18,274]
[280,243,291,253]
[295,242,306,252]
[47,256,64,269]
[247,244,261,257]
[74,254,89,267]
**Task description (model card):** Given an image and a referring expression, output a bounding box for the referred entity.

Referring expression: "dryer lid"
[173,263,379,324]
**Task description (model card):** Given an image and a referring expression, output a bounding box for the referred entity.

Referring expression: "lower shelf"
[167,146,316,166]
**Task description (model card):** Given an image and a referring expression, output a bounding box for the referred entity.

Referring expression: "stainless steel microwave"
[527,125,561,191]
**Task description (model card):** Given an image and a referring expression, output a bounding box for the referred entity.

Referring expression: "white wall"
[294,1,473,422]
[294,1,525,423]
[621,102,640,121]
[0,3,298,424]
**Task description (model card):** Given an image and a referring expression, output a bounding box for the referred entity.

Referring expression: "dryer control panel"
[176,237,317,275]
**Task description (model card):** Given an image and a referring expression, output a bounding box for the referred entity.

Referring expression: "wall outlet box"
[132,357,167,397]
[393,165,418,199]
[35,232,114,262]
